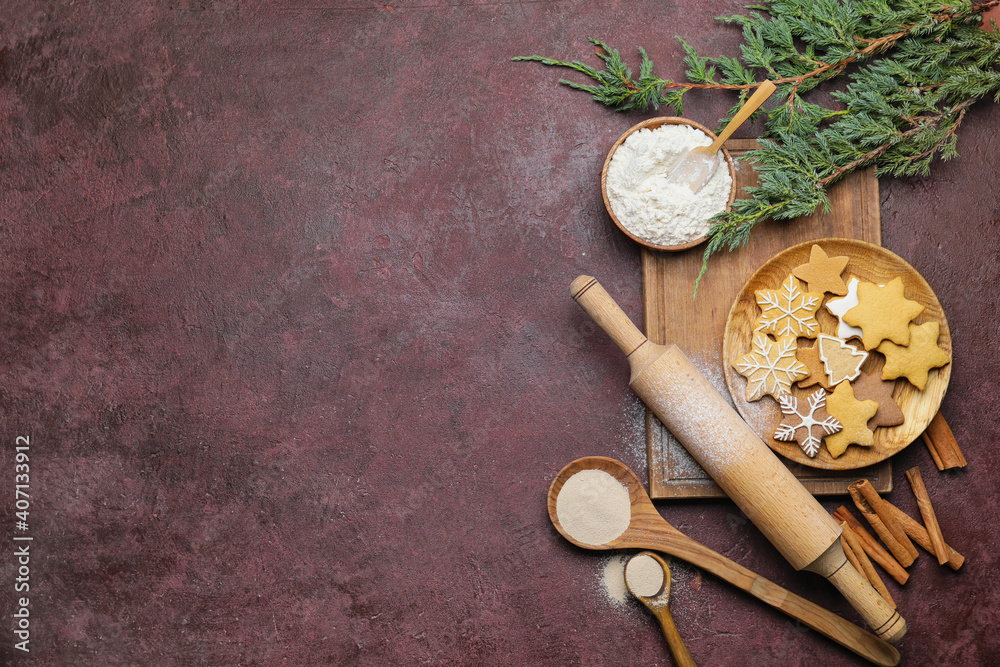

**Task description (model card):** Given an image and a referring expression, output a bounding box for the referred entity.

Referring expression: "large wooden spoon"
[626,551,697,667]
[548,456,900,667]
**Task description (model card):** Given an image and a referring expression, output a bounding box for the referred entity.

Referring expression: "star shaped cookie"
[877,321,950,390]
[733,332,808,401]
[755,274,823,339]
[792,244,850,295]
[824,381,879,458]
[842,277,925,350]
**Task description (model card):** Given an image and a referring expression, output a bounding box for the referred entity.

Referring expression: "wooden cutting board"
[642,138,891,499]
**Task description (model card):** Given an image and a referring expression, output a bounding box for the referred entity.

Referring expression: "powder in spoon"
[606,123,732,247]
[555,469,631,546]
[625,554,665,598]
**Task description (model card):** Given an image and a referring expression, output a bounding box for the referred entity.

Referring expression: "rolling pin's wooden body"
[571,275,906,644]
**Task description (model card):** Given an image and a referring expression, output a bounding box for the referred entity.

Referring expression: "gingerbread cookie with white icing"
[733,332,809,402]
[817,334,868,386]
[774,388,842,458]
[754,274,823,339]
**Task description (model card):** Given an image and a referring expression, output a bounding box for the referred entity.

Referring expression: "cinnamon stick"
[922,432,945,470]
[879,491,965,570]
[849,480,919,566]
[905,467,949,565]
[922,411,966,470]
[841,521,895,609]
[833,506,910,585]
[840,530,864,577]
[883,478,965,570]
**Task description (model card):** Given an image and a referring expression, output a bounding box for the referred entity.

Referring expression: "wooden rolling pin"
[571,276,906,644]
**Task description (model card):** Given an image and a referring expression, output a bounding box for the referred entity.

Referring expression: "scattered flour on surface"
[600,555,630,609]
[606,123,732,247]
[653,351,776,482]
[556,469,632,546]
[690,350,776,439]
[618,393,648,472]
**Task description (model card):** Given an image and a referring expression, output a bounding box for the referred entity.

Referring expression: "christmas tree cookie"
[817,334,868,386]
[825,276,865,341]
[852,368,904,428]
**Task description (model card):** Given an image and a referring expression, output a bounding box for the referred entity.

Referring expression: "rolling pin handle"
[826,557,907,644]
[570,276,648,358]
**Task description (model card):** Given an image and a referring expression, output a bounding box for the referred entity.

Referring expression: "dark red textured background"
[0,1,998,665]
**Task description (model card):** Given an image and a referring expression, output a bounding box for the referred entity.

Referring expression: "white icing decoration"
[817,333,868,385]
[825,276,885,341]
[756,275,821,338]
[733,332,807,401]
[774,389,843,458]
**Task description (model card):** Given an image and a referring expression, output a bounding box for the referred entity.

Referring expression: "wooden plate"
[723,238,951,470]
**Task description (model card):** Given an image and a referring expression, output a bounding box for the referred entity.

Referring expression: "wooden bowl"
[601,117,737,252]
[723,238,951,470]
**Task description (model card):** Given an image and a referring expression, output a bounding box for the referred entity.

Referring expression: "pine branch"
[515,0,1000,292]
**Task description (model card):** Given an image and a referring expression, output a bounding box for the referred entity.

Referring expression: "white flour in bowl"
[606,123,732,247]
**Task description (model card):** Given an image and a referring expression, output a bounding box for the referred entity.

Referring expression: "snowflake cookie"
[754,274,823,339]
[774,389,842,458]
[733,332,808,402]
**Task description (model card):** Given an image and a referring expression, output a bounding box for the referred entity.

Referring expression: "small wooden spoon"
[549,456,899,667]
[666,80,777,192]
[626,551,696,667]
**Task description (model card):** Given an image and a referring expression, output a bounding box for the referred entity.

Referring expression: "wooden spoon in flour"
[626,552,696,667]
[548,456,899,667]
[666,80,776,192]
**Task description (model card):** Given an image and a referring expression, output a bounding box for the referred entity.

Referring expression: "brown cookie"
[795,342,833,390]
[852,369,904,428]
